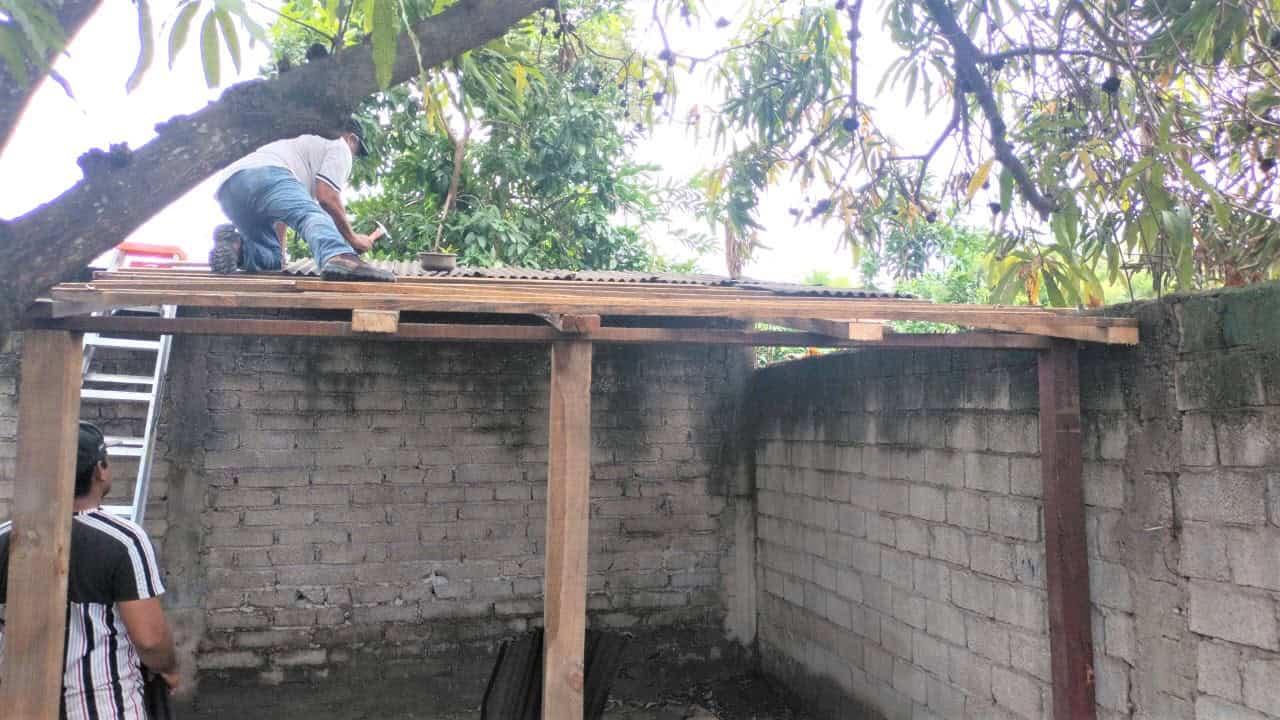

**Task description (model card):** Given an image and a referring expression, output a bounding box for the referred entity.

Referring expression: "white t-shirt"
[218,134,353,199]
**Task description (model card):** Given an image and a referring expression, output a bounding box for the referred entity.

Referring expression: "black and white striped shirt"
[0,509,165,720]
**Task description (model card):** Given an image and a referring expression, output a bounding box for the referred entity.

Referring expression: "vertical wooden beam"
[0,330,83,719]
[1038,340,1097,720]
[543,340,593,719]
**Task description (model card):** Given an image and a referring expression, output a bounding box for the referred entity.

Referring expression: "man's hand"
[349,225,385,254]
[160,671,181,691]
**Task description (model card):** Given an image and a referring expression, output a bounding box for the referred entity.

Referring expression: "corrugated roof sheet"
[283,260,908,298]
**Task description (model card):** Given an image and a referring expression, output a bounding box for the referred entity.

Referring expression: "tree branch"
[921,0,1057,219]
[0,0,102,150]
[0,0,552,336]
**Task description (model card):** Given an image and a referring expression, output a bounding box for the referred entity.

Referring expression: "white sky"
[0,1,950,283]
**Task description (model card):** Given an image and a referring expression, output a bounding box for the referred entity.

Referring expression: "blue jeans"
[215,166,354,271]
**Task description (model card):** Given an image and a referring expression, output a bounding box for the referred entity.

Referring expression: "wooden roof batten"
[27,268,1141,347]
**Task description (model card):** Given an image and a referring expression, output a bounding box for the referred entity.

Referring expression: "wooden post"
[0,330,83,719]
[1038,340,1096,720]
[543,340,592,719]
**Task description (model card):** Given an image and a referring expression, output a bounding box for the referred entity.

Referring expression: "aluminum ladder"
[80,304,177,524]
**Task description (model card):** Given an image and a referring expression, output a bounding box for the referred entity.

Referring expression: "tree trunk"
[0,0,550,336]
[0,0,103,150]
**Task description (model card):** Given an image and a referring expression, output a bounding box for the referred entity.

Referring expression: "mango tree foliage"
[630,0,1280,301]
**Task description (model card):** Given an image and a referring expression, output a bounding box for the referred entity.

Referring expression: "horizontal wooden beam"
[773,317,885,341]
[47,285,1138,342]
[22,314,1055,349]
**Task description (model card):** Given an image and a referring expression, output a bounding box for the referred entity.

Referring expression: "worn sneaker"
[209,224,242,274]
[320,254,397,282]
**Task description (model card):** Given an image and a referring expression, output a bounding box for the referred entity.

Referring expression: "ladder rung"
[100,505,134,519]
[84,373,156,386]
[105,436,146,458]
[82,389,154,403]
[85,337,161,351]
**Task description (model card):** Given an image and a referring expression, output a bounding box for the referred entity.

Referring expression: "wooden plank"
[24,314,1056,348]
[543,340,593,720]
[773,317,885,341]
[539,313,602,334]
[0,331,84,720]
[351,309,400,333]
[1038,340,1097,720]
[972,319,1140,345]
[47,285,1139,341]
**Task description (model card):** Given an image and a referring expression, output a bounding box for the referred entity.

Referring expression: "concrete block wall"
[750,348,1049,720]
[749,281,1280,720]
[1075,284,1280,720]
[0,326,748,685]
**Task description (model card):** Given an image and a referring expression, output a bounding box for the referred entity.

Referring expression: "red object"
[114,242,188,268]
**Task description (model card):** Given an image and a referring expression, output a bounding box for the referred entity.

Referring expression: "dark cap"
[345,117,369,157]
[77,421,108,477]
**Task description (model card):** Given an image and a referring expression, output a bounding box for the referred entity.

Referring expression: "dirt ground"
[187,628,818,720]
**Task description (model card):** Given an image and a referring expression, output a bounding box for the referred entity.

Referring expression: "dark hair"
[76,422,107,497]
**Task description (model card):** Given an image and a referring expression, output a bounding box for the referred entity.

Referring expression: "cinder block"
[946,491,988,531]
[1189,580,1279,650]
[892,658,927,704]
[924,449,965,488]
[893,588,926,630]
[926,600,965,646]
[895,517,929,555]
[1227,527,1280,591]
[1243,658,1280,716]
[991,666,1042,720]
[881,617,913,659]
[1083,462,1126,509]
[969,536,1016,581]
[948,415,987,451]
[912,558,950,602]
[1089,561,1133,612]
[1182,413,1219,467]
[993,584,1045,633]
[930,525,969,567]
[1179,522,1231,581]
[1216,411,1280,467]
[1094,655,1130,713]
[913,629,949,677]
[988,496,1041,541]
[1198,640,1243,702]
[1176,470,1266,525]
[1195,696,1270,720]
[1010,630,1050,682]
[985,414,1038,454]
[948,646,992,696]
[909,484,947,522]
[882,548,914,589]
[964,453,1011,494]
[1009,456,1042,498]
[1104,612,1136,665]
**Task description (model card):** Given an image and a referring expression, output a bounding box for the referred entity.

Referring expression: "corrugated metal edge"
[282,260,909,298]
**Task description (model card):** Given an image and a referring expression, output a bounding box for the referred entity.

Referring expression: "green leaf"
[0,23,30,86]
[200,10,220,88]
[999,166,1013,212]
[169,1,201,68]
[371,0,398,89]
[126,0,155,92]
[215,9,241,75]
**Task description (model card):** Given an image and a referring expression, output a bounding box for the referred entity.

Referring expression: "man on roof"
[209,118,395,282]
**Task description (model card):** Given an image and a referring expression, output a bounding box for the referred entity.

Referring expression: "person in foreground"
[0,422,179,719]
[210,118,395,282]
